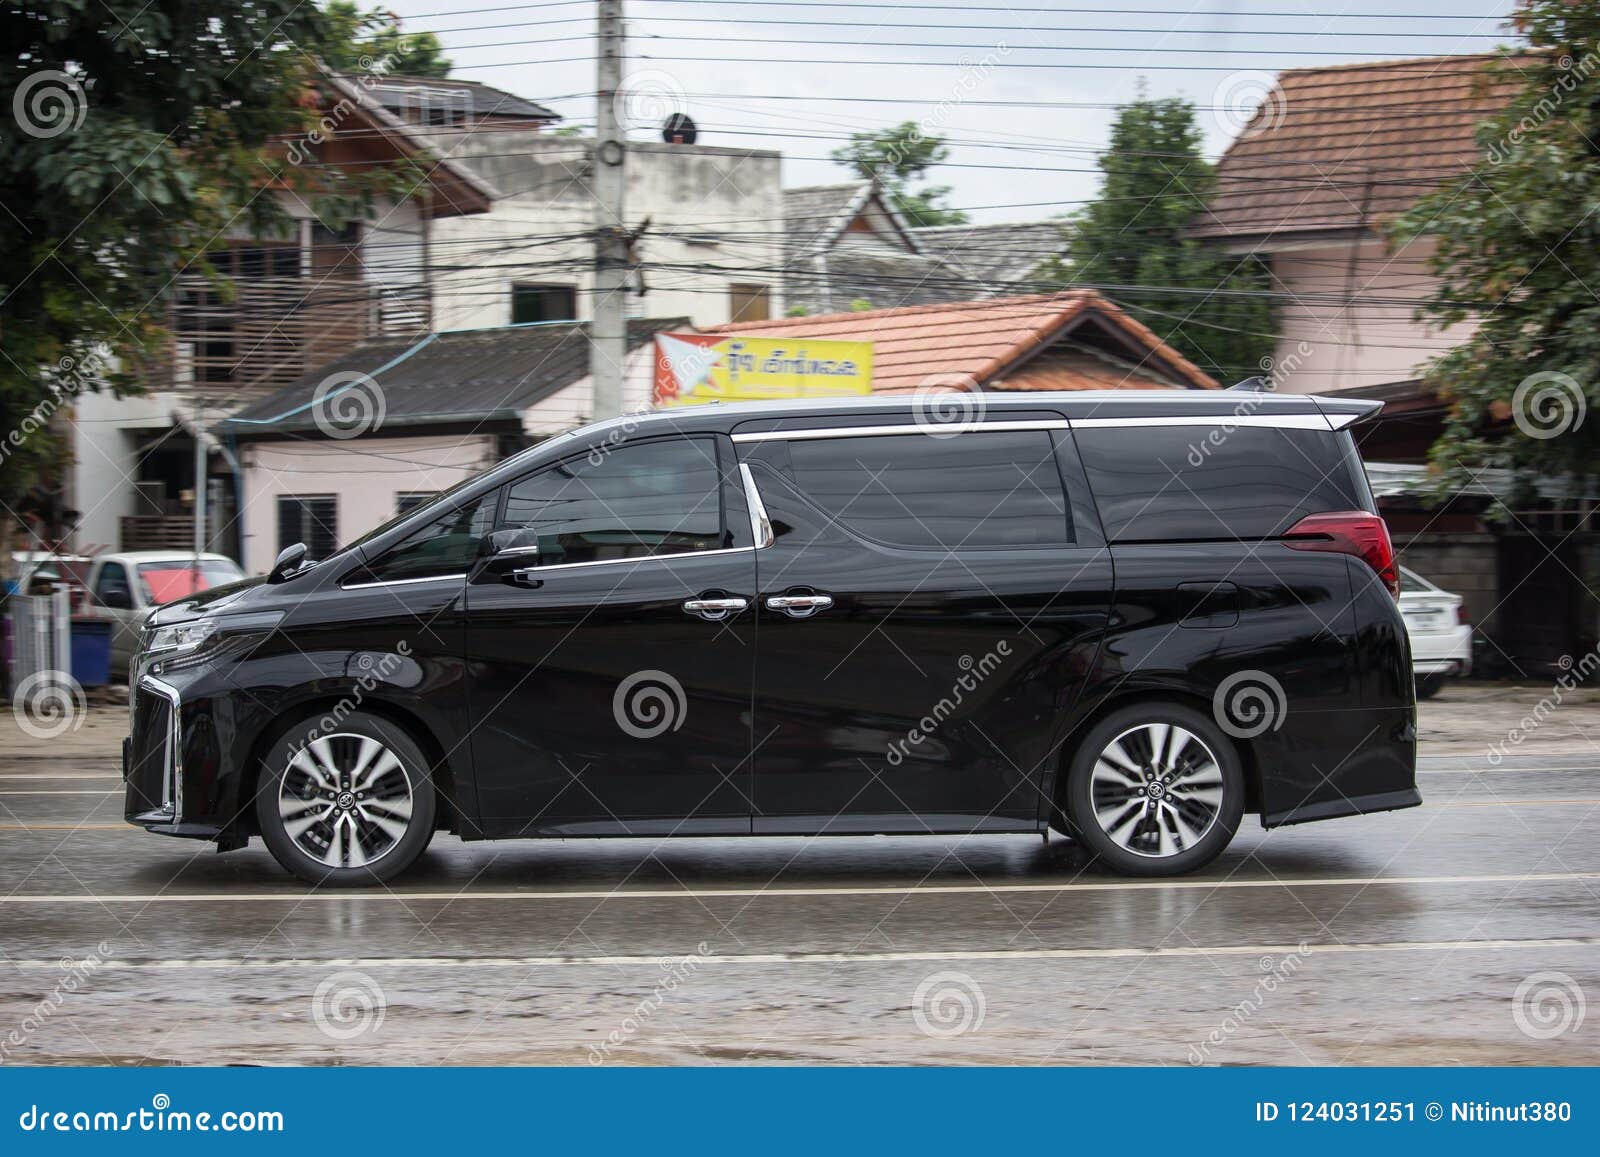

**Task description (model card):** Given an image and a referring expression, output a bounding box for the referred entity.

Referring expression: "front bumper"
[123,675,215,840]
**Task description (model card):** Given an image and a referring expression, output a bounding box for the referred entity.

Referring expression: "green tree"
[1046,91,1276,383]
[1394,5,1600,489]
[321,3,452,79]
[0,2,393,554]
[830,121,969,227]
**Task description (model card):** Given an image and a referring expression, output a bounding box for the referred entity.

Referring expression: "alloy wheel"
[1088,722,1226,859]
[277,734,415,869]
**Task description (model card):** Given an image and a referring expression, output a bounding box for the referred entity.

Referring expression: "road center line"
[6,936,1597,971]
[1,870,1596,905]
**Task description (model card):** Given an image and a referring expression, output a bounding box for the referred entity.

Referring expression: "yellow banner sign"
[654,333,874,405]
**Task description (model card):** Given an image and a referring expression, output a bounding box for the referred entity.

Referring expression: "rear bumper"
[1409,625,1472,677]
[1263,787,1423,828]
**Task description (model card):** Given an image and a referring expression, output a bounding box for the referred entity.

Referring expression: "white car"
[1398,566,1472,699]
[83,551,246,678]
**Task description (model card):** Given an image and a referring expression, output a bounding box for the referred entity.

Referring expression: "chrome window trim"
[739,463,774,548]
[1068,415,1333,431]
[731,420,1071,443]
[138,675,183,822]
[504,544,756,575]
[341,573,469,591]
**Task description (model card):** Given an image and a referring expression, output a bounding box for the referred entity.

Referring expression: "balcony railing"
[164,275,432,400]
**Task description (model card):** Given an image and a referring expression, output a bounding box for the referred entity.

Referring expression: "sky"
[384,0,1522,224]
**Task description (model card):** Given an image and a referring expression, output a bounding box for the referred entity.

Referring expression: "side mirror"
[100,586,133,610]
[268,543,309,584]
[480,528,541,561]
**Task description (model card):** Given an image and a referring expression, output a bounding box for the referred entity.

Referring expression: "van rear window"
[1075,425,1366,542]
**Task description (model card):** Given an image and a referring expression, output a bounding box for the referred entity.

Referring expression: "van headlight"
[142,612,284,671]
[144,619,220,658]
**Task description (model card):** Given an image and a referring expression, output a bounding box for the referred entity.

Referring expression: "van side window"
[500,437,725,566]
[785,431,1071,549]
[360,492,498,583]
[1075,425,1367,542]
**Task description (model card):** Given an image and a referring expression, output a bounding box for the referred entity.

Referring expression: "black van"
[124,392,1417,885]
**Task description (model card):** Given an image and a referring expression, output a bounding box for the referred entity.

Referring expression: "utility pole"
[591,0,627,420]
[192,398,207,560]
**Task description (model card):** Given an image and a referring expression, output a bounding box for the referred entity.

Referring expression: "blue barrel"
[69,618,112,688]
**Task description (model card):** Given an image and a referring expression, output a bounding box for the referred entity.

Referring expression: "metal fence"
[8,589,72,689]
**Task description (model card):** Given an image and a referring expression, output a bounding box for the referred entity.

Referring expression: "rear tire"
[255,711,436,887]
[1414,674,1446,700]
[1063,703,1244,877]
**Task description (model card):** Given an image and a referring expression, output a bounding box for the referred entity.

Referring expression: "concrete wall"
[429,135,784,331]
[235,433,497,575]
[1392,531,1498,636]
[1267,238,1476,395]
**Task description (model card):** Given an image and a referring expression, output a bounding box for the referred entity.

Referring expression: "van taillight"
[1283,511,1399,598]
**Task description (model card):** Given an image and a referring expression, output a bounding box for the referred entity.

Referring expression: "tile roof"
[783,181,882,256]
[700,292,1217,392]
[361,76,560,123]
[910,222,1065,293]
[223,319,685,436]
[1193,53,1529,242]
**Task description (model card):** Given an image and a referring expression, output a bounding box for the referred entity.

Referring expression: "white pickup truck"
[82,551,245,678]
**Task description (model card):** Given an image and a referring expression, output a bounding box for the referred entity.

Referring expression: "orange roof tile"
[1194,53,1532,241]
[699,292,1217,392]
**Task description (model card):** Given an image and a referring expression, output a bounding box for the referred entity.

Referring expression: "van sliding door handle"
[765,594,834,619]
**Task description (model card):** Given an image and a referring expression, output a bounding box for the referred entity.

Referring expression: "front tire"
[1063,703,1244,876]
[255,712,436,887]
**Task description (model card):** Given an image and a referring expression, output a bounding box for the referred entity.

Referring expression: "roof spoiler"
[1314,396,1384,429]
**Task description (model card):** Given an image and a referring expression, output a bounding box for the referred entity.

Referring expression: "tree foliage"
[830,121,969,227]
[321,2,453,79]
[0,3,411,547]
[1394,4,1600,488]
[1046,90,1276,384]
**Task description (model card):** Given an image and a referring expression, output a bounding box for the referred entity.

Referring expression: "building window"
[729,283,771,323]
[277,495,338,560]
[511,283,578,324]
[396,492,437,516]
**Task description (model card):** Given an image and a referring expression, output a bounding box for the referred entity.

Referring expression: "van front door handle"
[766,593,834,619]
[682,596,749,622]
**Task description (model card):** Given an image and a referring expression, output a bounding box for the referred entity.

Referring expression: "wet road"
[1,745,1597,1065]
